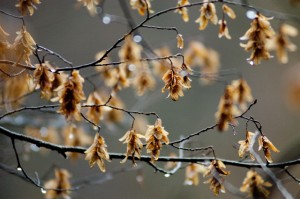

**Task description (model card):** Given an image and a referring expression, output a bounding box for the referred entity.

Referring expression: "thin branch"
[0,60,35,70]
[11,138,41,187]
[0,162,28,182]
[169,124,218,145]
[146,161,169,174]
[0,68,26,77]
[36,45,73,67]
[80,112,101,131]
[82,104,160,119]
[240,99,257,116]
[170,144,216,159]
[239,115,264,136]
[0,104,59,120]
[284,167,300,183]
[0,10,25,25]
[141,25,179,34]
[88,54,184,69]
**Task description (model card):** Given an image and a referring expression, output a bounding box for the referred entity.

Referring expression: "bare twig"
[80,112,102,131]
[0,104,59,120]
[37,45,73,67]
[141,25,179,34]
[0,60,35,70]
[82,104,160,119]
[284,167,300,183]
[11,138,42,187]
[0,10,25,25]
[0,68,26,77]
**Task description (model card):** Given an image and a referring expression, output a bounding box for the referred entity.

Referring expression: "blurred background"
[0,0,299,198]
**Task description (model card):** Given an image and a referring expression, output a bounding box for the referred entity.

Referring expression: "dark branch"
[0,126,299,169]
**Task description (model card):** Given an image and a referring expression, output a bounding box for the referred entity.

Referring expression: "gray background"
[0,0,300,198]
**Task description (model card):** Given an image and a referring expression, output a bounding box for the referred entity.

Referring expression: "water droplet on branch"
[248,60,254,66]
[246,10,256,19]
[133,35,142,43]
[30,144,40,152]
[128,64,136,72]
[102,16,111,24]
[41,188,47,194]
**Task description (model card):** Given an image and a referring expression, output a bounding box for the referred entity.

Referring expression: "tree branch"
[0,126,299,169]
